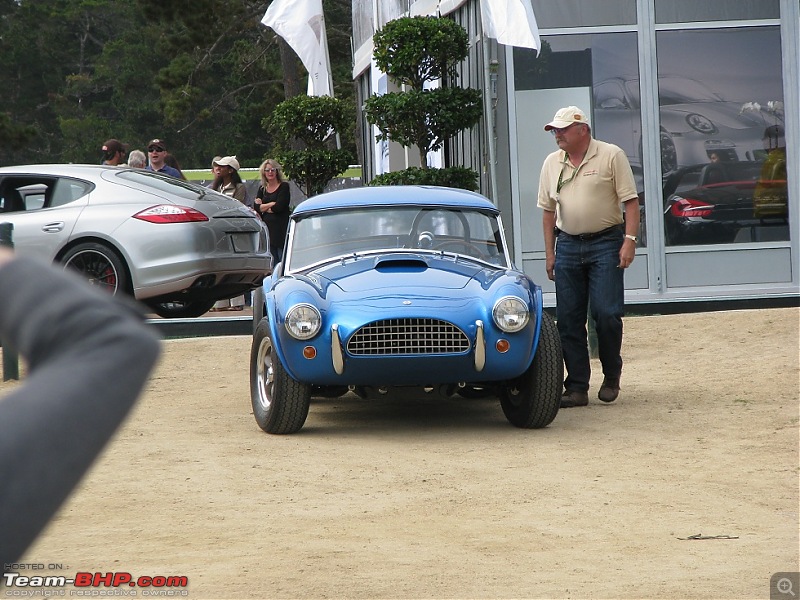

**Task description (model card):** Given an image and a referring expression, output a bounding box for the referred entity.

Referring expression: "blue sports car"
[250,186,563,434]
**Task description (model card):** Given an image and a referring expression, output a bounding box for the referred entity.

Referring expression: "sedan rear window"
[115,170,215,201]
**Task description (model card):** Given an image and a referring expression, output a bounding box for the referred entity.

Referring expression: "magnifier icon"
[778,578,796,597]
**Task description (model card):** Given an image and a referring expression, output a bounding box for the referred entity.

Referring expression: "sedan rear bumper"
[134,256,270,302]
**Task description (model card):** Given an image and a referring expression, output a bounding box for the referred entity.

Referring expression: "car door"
[0,175,91,260]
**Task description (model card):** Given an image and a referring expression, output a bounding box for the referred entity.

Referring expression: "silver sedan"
[0,164,271,317]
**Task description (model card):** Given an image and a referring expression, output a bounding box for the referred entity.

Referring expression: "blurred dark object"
[0,222,13,248]
[0,221,18,380]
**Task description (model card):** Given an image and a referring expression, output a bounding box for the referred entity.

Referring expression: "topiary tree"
[363,16,482,189]
[265,95,353,197]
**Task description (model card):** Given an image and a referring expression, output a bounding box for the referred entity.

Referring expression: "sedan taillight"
[669,197,713,218]
[133,205,209,223]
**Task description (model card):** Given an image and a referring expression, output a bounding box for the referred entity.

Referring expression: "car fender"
[529,284,545,364]
[263,276,329,382]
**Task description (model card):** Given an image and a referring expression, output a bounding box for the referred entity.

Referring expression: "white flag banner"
[261,0,334,96]
[480,0,540,51]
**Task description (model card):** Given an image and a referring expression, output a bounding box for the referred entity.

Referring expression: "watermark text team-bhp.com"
[2,564,189,597]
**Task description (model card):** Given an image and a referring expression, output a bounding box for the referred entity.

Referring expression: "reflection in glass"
[657,27,787,246]
[531,0,636,27]
[654,0,779,24]
[513,33,647,247]
[663,160,787,245]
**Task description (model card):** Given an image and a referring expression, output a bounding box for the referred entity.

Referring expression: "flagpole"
[320,9,341,150]
[482,34,498,203]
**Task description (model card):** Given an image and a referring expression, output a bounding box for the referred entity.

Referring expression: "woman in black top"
[255,158,291,265]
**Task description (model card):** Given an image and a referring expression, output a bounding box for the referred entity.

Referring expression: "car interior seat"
[701,164,728,186]
[0,186,24,213]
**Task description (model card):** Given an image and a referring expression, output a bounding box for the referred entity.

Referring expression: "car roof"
[292,185,499,216]
[0,164,124,175]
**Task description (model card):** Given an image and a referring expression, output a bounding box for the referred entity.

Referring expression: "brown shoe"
[561,390,589,408]
[598,377,620,403]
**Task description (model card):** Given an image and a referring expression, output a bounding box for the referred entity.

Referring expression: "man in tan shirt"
[537,106,639,408]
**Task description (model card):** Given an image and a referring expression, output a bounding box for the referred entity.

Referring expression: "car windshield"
[287,206,508,272]
[658,77,724,105]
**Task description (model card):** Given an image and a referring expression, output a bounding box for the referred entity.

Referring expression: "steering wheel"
[433,239,485,256]
[409,208,472,248]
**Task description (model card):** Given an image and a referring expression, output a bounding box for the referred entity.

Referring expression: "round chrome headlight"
[492,296,529,333]
[284,304,321,340]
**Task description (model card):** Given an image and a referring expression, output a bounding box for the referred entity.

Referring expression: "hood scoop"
[374,256,428,273]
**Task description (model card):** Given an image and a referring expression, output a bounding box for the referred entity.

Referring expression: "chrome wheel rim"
[256,335,275,411]
[64,249,119,294]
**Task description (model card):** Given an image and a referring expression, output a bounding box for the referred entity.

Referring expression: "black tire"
[252,287,265,333]
[660,129,678,174]
[147,300,216,319]
[500,311,563,428]
[61,242,128,295]
[250,316,311,434]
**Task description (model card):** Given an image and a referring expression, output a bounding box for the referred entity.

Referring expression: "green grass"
[184,166,361,182]
[184,170,212,182]
[341,167,362,178]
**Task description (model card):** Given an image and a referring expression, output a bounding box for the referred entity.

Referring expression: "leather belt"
[556,224,623,241]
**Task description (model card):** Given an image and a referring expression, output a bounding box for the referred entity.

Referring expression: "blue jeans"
[554,228,625,392]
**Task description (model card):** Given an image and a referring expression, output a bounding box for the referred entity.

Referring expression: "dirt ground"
[4,307,799,599]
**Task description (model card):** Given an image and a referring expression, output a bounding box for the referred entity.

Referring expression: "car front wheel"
[499,311,563,428]
[250,316,311,434]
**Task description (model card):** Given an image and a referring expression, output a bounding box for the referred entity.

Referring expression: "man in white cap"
[537,106,639,408]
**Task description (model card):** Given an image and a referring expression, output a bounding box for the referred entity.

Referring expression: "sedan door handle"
[42,222,65,233]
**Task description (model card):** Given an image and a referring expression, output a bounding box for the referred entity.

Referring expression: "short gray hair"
[127,150,147,168]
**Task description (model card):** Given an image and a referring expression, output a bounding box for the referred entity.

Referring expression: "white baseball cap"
[544,106,590,131]
[213,156,240,171]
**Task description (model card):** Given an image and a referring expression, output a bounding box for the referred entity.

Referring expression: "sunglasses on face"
[264,168,277,173]
[148,146,165,153]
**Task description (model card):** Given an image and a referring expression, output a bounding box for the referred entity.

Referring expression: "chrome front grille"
[347,318,470,355]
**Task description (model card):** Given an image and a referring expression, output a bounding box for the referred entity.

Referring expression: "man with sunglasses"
[145,138,182,178]
[537,106,639,408]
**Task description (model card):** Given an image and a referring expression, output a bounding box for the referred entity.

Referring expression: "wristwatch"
[625,234,638,243]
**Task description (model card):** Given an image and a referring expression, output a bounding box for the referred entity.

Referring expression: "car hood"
[270,253,532,332]
[311,253,497,293]
[663,101,767,132]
